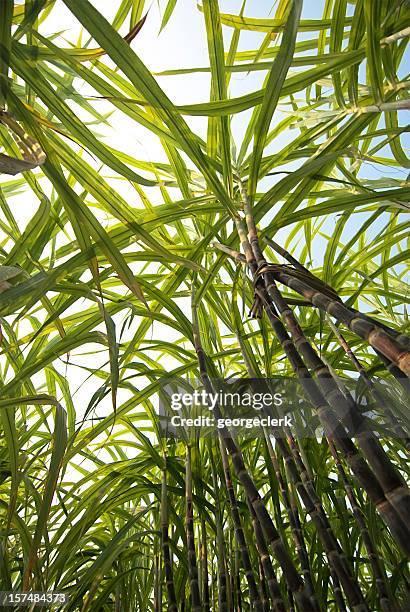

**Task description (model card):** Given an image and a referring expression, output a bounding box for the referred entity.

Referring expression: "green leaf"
[61,0,237,217]
[160,0,177,32]
[23,400,67,589]
[11,44,156,186]
[203,0,232,194]
[0,0,13,106]
[248,0,302,200]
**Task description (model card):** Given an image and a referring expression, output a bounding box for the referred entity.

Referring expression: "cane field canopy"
[0,0,409,610]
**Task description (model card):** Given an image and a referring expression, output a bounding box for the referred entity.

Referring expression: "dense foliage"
[0,0,409,610]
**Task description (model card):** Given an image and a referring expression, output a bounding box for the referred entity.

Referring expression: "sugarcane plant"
[0,0,409,610]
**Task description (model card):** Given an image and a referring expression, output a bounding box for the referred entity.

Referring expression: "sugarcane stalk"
[238,192,410,553]
[328,566,347,612]
[264,237,410,353]
[213,217,409,608]
[219,437,264,612]
[326,316,409,446]
[214,226,410,556]
[185,445,201,612]
[258,558,270,612]
[259,269,410,530]
[210,448,229,612]
[194,441,211,612]
[328,441,395,612]
[374,349,410,391]
[211,562,217,611]
[191,294,317,611]
[288,587,295,612]
[286,433,362,609]
[233,545,242,612]
[246,498,288,612]
[272,428,367,611]
[264,434,316,600]
[263,236,407,454]
[269,266,410,376]
[199,515,210,612]
[161,462,178,612]
[154,553,161,612]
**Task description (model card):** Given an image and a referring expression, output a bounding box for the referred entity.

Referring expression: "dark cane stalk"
[326,317,409,445]
[264,434,316,599]
[161,460,178,612]
[191,290,317,611]
[213,224,410,557]
[268,266,410,376]
[328,441,395,612]
[260,271,410,531]
[218,437,264,612]
[185,445,201,612]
